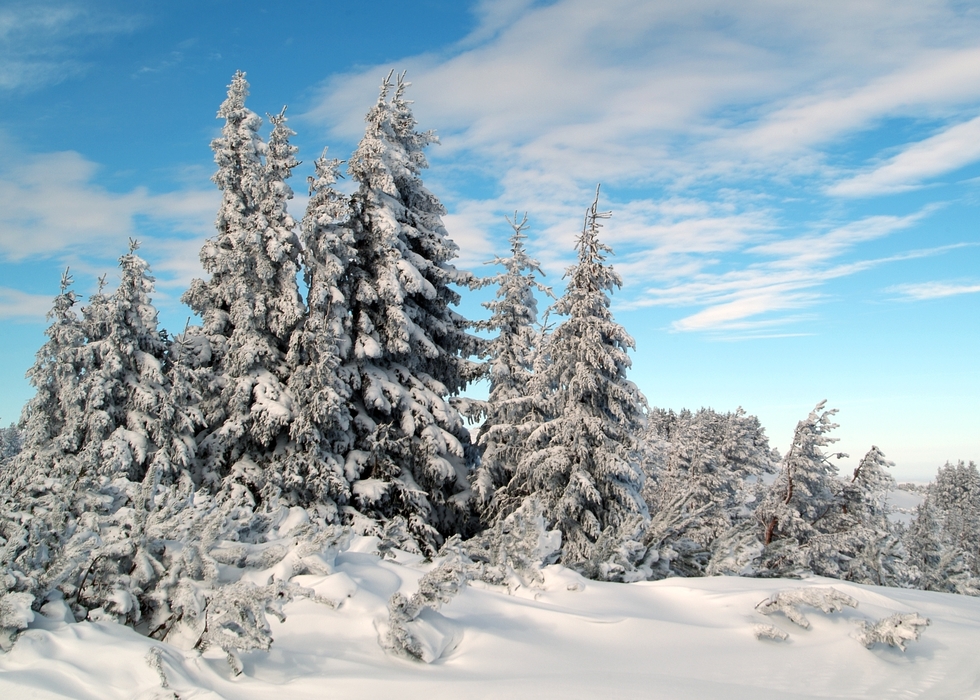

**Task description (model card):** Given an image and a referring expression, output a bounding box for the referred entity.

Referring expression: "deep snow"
[2,536,978,700]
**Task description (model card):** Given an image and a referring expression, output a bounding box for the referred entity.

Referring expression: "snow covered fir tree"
[340,72,482,554]
[1,70,978,665]
[488,189,649,581]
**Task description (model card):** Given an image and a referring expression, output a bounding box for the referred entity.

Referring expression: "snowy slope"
[2,537,978,700]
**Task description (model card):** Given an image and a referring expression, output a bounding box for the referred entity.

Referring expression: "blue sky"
[1,0,978,480]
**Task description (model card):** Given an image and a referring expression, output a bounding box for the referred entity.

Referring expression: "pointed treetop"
[59,267,73,295]
[218,70,249,118]
[506,211,529,245]
[578,184,613,262]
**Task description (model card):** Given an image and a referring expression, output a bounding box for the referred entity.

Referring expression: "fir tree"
[285,150,356,514]
[0,423,22,466]
[905,461,980,594]
[642,407,777,578]
[0,271,85,639]
[495,187,648,580]
[837,446,909,586]
[342,72,481,552]
[470,213,553,511]
[7,269,87,491]
[755,401,848,575]
[82,240,171,482]
[182,72,304,503]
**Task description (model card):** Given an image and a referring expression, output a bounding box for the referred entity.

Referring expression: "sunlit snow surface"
[2,537,978,700]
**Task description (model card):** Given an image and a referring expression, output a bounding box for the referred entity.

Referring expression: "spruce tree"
[7,269,87,491]
[496,187,648,580]
[182,72,304,504]
[285,150,356,515]
[755,401,849,575]
[905,461,980,594]
[81,241,171,482]
[642,407,777,578]
[0,423,22,466]
[833,445,909,585]
[342,72,481,552]
[470,213,553,512]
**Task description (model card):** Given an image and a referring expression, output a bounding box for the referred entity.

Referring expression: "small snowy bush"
[381,542,467,662]
[0,591,35,651]
[755,587,858,629]
[463,498,561,591]
[753,623,789,641]
[855,613,930,651]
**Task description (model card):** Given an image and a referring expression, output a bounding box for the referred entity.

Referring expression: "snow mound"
[2,549,979,699]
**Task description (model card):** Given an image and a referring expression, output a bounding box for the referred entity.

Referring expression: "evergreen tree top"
[555,185,624,320]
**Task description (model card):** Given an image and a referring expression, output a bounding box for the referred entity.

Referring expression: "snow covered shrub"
[463,498,561,590]
[194,579,293,673]
[753,623,789,641]
[0,590,34,651]
[381,541,467,662]
[141,499,349,670]
[855,612,930,651]
[755,587,858,629]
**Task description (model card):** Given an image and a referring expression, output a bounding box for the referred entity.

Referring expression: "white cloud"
[0,147,216,312]
[627,211,929,332]
[0,2,139,91]
[0,150,216,262]
[726,47,980,162]
[829,115,980,196]
[307,0,980,180]
[0,286,52,320]
[300,0,980,334]
[890,280,980,301]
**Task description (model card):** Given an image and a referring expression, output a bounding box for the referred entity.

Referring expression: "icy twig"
[144,646,170,689]
[754,623,789,641]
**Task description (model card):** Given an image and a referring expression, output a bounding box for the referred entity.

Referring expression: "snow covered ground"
[2,536,978,700]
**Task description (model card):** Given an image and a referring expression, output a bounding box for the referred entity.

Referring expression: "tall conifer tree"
[470,213,552,512]
[7,270,86,491]
[285,151,356,514]
[342,72,480,551]
[496,188,648,580]
[182,72,304,503]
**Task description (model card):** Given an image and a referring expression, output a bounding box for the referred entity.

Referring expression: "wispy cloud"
[299,0,980,334]
[0,150,215,259]
[890,280,980,301]
[829,115,980,196]
[0,287,52,321]
[0,2,139,91]
[626,211,932,332]
[0,147,216,305]
[307,0,980,180]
